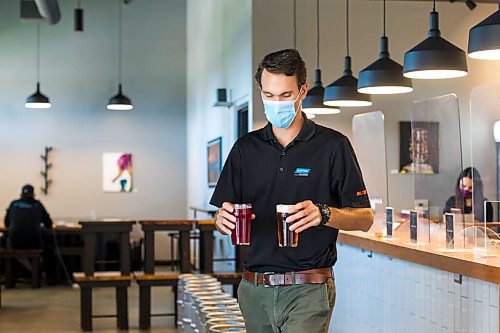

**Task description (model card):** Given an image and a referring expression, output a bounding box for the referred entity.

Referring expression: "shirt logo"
[356,189,368,196]
[294,168,311,177]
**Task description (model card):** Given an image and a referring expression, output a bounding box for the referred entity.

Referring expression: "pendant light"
[74,0,83,33]
[468,5,500,60]
[302,0,340,114]
[26,24,51,109]
[403,0,467,79]
[357,0,412,94]
[107,0,133,111]
[323,0,372,107]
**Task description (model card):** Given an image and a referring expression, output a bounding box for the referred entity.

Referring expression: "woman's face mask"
[262,88,303,129]
[460,188,473,199]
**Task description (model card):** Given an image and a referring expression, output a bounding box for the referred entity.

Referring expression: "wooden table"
[78,219,136,276]
[189,206,217,218]
[76,219,136,331]
[195,219,245,273]
[139,220,196,274]
[0,223,84,283]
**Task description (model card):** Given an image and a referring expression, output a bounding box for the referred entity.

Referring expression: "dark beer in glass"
[276,204,298,247]
[231,204,252,245]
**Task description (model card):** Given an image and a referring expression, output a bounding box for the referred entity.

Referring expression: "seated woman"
[444,167,492,222]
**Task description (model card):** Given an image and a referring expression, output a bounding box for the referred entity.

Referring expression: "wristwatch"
[316,203,331,226]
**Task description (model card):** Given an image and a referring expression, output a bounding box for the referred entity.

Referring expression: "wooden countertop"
[337,215,500,284]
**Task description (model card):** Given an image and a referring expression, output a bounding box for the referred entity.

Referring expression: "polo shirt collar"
[260,112,316,142]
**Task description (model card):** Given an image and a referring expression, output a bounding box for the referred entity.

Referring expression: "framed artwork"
[102,153,133,192]
[399,121,439,174]
[207,137,222,187]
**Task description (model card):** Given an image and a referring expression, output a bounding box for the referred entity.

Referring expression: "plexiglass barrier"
[470,82,500,256]
[352,111,388,234]
[412,94,464,246]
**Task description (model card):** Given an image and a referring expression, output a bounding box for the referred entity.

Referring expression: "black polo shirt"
[210,115,370,273]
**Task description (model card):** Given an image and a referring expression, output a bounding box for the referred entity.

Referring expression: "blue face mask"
[263,90,302,129]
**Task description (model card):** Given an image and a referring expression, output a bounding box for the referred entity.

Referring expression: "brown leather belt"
[242,268,333,287]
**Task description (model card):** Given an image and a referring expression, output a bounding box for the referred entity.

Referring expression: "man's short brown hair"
[255,49,307,89]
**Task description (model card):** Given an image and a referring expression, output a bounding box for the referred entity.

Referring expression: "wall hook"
[40,146,53,195]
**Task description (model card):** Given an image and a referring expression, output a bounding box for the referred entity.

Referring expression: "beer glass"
[276,204,299,247]
[231,204,252,245]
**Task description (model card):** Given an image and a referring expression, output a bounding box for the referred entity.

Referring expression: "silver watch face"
[318,204,330,224]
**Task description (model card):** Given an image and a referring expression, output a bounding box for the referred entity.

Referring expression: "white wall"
[252,0,500,212]
[186,0,252,268]
[0,0,187,221]
[186,0,252,214]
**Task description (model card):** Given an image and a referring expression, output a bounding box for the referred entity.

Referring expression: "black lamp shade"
[358,37,413,94]
[468,9,500,60]
[403,11,467,79]
[303,69,340,114]
[25,82,51,109]
[107,84,133,110]
[324,56,372,107]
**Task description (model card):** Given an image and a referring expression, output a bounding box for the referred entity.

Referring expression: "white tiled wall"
[330,244,499,333]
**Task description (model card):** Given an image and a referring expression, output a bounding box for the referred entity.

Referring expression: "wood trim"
[338,231,500,284]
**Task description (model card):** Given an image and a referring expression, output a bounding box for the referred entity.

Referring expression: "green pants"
[237,277,336,333]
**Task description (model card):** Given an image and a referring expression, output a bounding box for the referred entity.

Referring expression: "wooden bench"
[133,272,179,329]
[73,272,133,331]
[0,248,42,288]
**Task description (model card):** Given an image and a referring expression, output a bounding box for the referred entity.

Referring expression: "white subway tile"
[467,297,474,333]
[489,306,498,333]
[489,283,498,308]
[475,279,483,302]
[460,296,467,333]
[474,300,483,332]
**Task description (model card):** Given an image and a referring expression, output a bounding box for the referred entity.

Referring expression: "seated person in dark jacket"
[4,184,53,249]
[444,167,492,222]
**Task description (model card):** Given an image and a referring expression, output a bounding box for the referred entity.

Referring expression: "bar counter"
[332,216,500,333]
[338,226,500,284]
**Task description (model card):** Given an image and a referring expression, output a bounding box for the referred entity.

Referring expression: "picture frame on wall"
[207,137,222,187]
[399,121,439,174]
[102,152,133,192]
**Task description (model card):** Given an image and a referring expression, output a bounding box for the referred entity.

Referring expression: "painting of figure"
[103,153,133,192]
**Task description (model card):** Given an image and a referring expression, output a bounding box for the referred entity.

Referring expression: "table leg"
[120,232,130,275]
[179,231,191,273]
[31,256,41,288]
[199,230,214,274]
[144,230,155,274]
[5,257,13,288]
[83,233,96,276]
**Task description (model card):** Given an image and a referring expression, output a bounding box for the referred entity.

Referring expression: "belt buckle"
[262,272,275,288]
